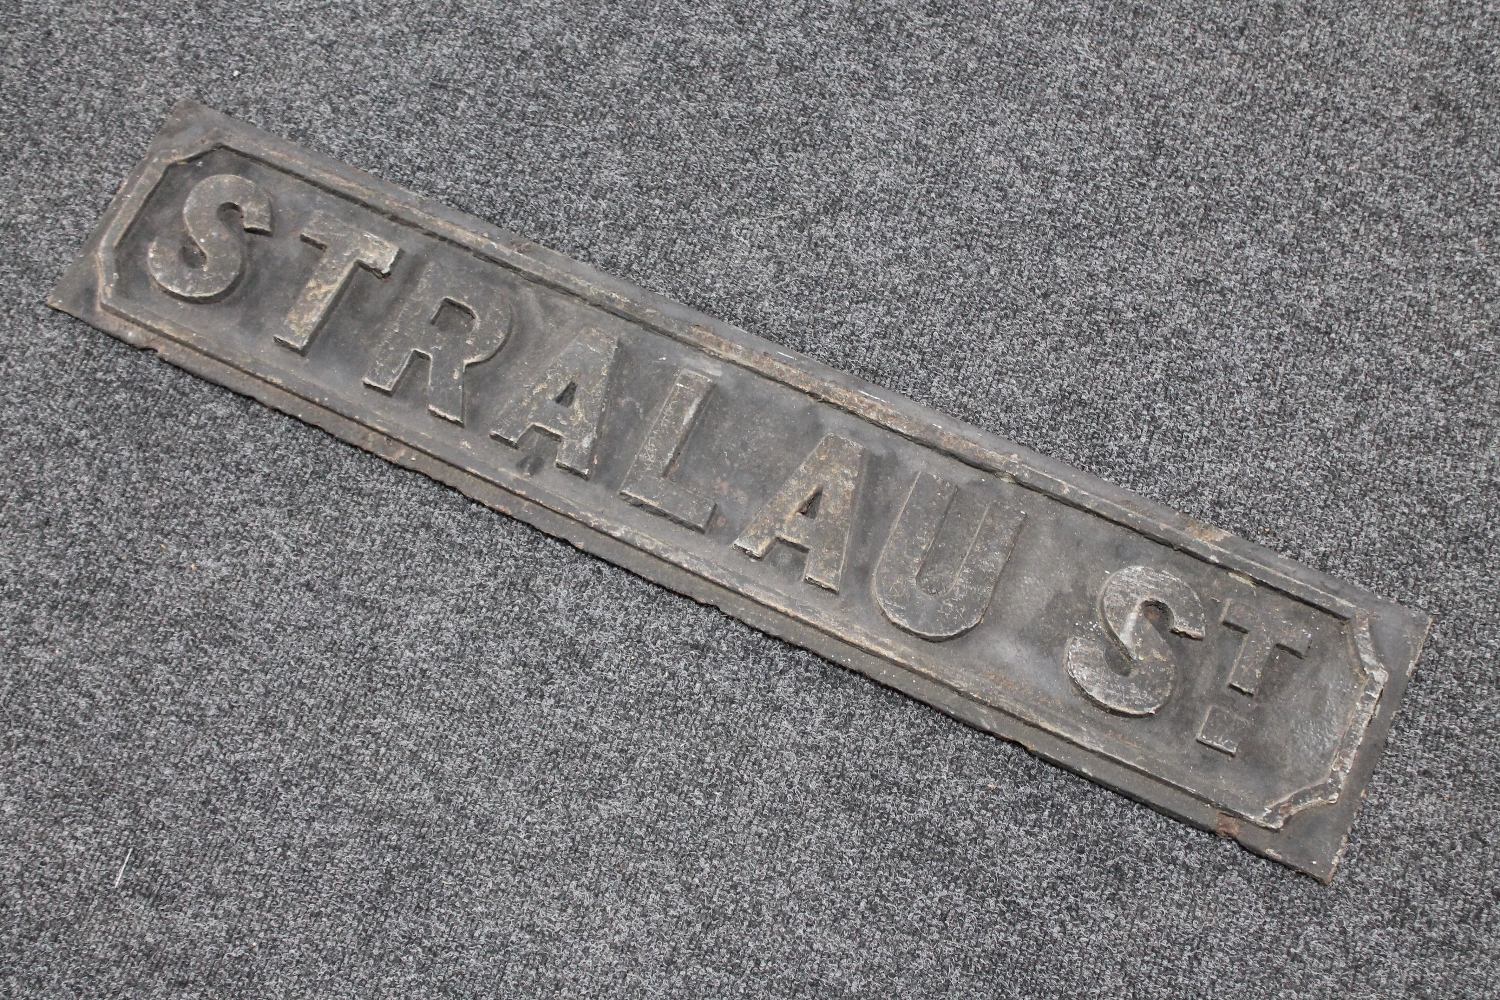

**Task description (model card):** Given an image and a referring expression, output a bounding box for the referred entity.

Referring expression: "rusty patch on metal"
[49,102,1428,880]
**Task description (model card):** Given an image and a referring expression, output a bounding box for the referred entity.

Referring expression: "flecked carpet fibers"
[1,3,1496,997]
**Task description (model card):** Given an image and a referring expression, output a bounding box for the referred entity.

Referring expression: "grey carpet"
[2,2,1496,997]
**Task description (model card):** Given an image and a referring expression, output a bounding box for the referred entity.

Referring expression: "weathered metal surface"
[49,102,1429,881]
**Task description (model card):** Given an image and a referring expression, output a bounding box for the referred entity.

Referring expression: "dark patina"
[49,102,1429,880]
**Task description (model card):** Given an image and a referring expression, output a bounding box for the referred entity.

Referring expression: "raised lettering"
[873,472,1026,640]
[362,264,512,425]
[1195,599,1312,755]
[733,434,865,593]
[147,174,272,302]
[619,369,717,530]
[490,328,619,478]
[1220,599,1311,696]
[1065,565,1207,716]
[1197,705,1249,756]
[276,211,399,354]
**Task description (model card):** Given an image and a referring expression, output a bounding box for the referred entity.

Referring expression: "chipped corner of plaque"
[166,95,215,121]
[1403,609,1435,679]
[46,237,104,326]
[154,96,235,147]
[1318,814,1360,885]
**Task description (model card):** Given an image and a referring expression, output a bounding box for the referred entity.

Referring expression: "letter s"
[147,173,272,302]
[1065,565,1206,716]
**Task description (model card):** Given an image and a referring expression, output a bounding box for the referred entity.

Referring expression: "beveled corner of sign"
[1262,611,1390,826]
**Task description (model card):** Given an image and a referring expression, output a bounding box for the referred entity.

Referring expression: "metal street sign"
[49,102,1428,880]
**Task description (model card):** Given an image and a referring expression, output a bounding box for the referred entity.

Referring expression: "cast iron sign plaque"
[50,102,1429,880]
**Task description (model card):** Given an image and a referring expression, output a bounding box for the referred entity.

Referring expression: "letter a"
[733,434,865,593]
[490,328,619,478]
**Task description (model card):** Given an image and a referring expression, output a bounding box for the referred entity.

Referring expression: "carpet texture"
[2,3,1496,997]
